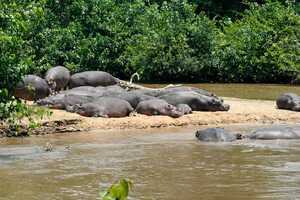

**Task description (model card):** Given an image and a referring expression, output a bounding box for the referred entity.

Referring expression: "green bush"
[1,0,300,94]
[214,2,300,83]
[123,1,217,82]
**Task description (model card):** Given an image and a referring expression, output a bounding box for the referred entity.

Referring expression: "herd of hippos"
[13,66,300,141]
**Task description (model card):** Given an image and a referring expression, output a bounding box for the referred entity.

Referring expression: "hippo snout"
[222,104,230,111]
[169,109,184,118]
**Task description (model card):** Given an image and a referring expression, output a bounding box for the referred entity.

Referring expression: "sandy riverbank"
[34,97,299,132]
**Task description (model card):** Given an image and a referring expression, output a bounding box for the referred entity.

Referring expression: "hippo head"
[207,98,230,111]
[161,104,183,118]
[36,94,65,109]
[46,78,57,94]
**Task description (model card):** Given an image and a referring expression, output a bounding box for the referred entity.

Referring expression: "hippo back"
[69,71,119,88]
[14,75,49,101]
[45,66,70,91]
[195,128,237,142]
[249,126,300,140]
[159,91,229,111]
[158,86,215,97]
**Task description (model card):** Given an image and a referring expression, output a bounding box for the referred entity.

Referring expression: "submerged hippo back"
[249,126,300,140]
[69,71,119,88]
[195,128,237,142]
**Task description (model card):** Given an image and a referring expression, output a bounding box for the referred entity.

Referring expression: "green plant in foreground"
[0,89,52,136]
[100,179,132,200]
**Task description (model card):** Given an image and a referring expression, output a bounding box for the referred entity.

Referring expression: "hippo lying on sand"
[159,91,229,111]
[276,93,300,112]
[136,99,183,118]
[105,92,156,108]
[71,97,133,118]
[128,86,216,98]
[45,66,70,93]
[158,86,217,98]
[195,128,240,142]
[37,93,99,109]
[69,71,119,88]
[14,75,49,101]
[248,126,300,140]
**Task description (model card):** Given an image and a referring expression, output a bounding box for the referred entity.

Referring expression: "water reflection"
[0,126,300,200]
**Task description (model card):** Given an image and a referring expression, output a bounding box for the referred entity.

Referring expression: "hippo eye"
[167,104,173,110]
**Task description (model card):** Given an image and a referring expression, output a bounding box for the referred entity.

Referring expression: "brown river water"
[1,125,300,200]
[1,84,300,199]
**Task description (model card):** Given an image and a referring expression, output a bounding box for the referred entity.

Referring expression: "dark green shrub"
[214,2,300,83]
[123,0,217,82]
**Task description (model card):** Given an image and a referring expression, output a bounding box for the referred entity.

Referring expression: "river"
[1,83,300,199]
[1,125,300,200]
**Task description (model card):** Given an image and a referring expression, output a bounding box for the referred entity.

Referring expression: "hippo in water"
[72,97,133,118]
[248,126,300,140]
[45,66,70,93]
[69,71,119,88]
[276,93,300,112]
[159,91,229,112]
[195,128,240,142]
[14,75,50,101]
[136,99,183,118]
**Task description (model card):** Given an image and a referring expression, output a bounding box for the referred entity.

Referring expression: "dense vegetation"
[0,0,299,120]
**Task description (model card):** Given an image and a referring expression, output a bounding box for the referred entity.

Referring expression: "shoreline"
[1,97,300,137]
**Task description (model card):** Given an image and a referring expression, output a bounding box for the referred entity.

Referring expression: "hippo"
[128,86,216,98]
[72,97,133,118]
[136,99,183,118]
[195,128,239,142]
[128,89,162,97]
[276,93,300,111]
[14,75,50,101]
[159,91,229,111]
[69,71,119,88]
[158,86,217,98]
[103,92,156,108]
[248,126,300,140]
[176,104,192,114]
[45,66,70,93]
[66,86,99,93]
[36,93,98,109]
[101,85,126,93]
